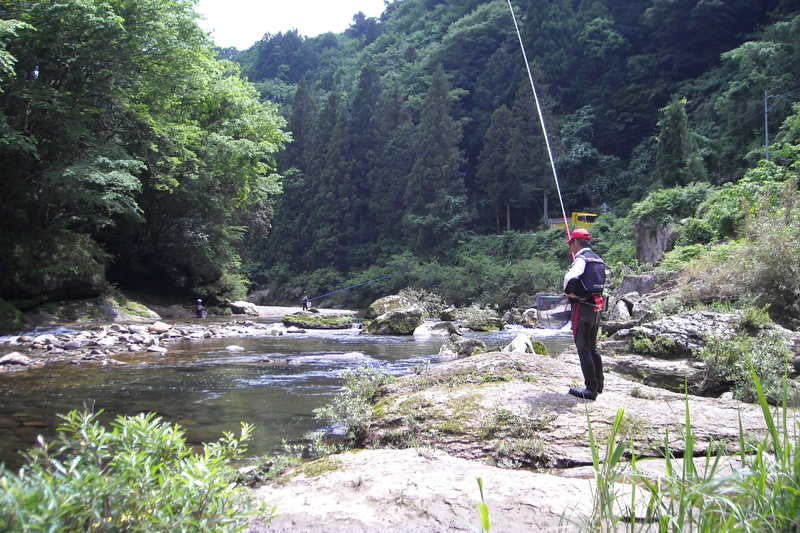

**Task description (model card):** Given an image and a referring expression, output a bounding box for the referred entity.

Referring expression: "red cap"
[567,228,592,244]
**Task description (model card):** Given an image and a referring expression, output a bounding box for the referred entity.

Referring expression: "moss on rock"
[283,312,353,329]
[0,298,28,332]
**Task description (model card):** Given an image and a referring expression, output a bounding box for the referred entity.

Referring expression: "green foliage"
[697,332,790,402]
[0,298,26,332]
[313,363,395,442]
[629,182,715,227]
[398,287,447,318]
[576,368,800,532]
[0,0,289,301]
[657,244,707,272]
[0,410,267,532]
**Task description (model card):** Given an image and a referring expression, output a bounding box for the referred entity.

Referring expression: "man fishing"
[563,228,606,400]
[196,299,206,318]
[301,290,310,311]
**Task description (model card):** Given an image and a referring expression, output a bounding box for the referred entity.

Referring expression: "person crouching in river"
[563,228,606,401]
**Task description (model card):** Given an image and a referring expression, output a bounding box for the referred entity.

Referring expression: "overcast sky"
[195,0,388,50]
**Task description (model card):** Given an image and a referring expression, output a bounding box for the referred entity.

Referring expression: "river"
[0,318,573,471]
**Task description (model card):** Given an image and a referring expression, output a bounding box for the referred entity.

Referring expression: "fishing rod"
[308,273,404,302]
[506,0,573,249]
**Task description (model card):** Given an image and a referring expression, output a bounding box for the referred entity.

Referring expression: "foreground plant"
[0,410,272,532]
[571,349,800,532]
[314,363,395,442]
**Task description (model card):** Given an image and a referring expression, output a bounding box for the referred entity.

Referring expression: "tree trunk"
[542,187,549,229]
[495,200,501,235]
[506,202,511,232]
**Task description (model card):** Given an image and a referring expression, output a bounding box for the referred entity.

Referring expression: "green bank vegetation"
[0,411,273,531]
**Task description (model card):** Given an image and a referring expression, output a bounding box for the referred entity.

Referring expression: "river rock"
[364,295,414,320]
[129,325,147,335]
[0,352,32,365]
[33,334,58,345]
[229,301,259,315]
[413,321,462,337]
[521,308,540,328]
[468,316,504,332]
[64,339,88,350]
[501,333,549,355]
[226,345,245,352]
[148,321,171,334]
[91,337,117,348]
[282,312,353,330]
[438,335,486,357]
[362,307,424,335]
[146,345,167,354]
[439,305,457,321]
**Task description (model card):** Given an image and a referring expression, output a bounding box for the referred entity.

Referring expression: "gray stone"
[148,321,171,334]
[413,321,462,337]
[363,307,425,335]
[365,295,415,320]
[0,352,32,365]
[617,274,657,297]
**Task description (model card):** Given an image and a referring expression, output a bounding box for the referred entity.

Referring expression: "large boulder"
[501,333,549,355]
[229,301,259,315]
[283,312,353,330]
[636,219,678,265]
[438,335,486,357]
[363,307,424,335]
[365,295,414,320]
[413,321,463,337]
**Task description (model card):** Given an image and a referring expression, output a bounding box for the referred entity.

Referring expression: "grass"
[566,350,800,532]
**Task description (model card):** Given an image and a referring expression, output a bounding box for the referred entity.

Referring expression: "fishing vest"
[572,249,606,297]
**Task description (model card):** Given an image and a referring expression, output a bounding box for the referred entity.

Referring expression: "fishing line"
[308,273,404,301]
[506,0,571,241]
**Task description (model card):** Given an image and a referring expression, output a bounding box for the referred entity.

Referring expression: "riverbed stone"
[364,295,414,320]
[438,335,486,357]
[0,352,32,365]
[282,312,353,330]
[501,333,549,355]
[146,345,167,354]
[148,321,171,334]
[362,307,424,335]
[413,321,462,337]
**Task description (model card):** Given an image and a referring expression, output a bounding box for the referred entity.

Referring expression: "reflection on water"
[0,319,572,470]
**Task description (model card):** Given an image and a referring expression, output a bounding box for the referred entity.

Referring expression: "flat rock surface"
[247,349,784,532]
[249,448,592,533]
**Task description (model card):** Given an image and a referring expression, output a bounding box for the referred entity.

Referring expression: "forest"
[2,0,800,319]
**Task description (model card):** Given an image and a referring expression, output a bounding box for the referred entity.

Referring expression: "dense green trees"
[239,0,800,305]
[3,0,800,309]
[0,0,288,304]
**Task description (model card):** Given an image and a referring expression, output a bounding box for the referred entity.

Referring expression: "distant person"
[301,290,310,311]
[196,299,206,318]
[563,228,606,400]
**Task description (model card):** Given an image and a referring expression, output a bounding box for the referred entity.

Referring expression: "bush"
[696,332,791,402]
[0,410,268,532]
[0,298,26,333]
[313,363,395,442]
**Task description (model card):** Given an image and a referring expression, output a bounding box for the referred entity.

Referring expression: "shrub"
[696,332,790,402]
[0,410,268,532]
[398,287,447,318]
[457,304,498,330]
[313,364,395,442]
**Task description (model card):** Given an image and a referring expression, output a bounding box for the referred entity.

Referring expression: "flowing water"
[0,318,573,471]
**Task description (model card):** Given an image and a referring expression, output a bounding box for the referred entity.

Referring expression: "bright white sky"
[195,0,388,50]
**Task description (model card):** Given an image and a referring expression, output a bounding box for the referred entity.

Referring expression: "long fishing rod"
[506,0,572,245]
[308,273,404,302]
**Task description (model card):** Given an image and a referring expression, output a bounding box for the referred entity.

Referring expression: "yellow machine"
[548,212,598,229]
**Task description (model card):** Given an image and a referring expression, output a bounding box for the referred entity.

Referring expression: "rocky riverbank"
[247,346,778,532]
[0,301,359,372]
